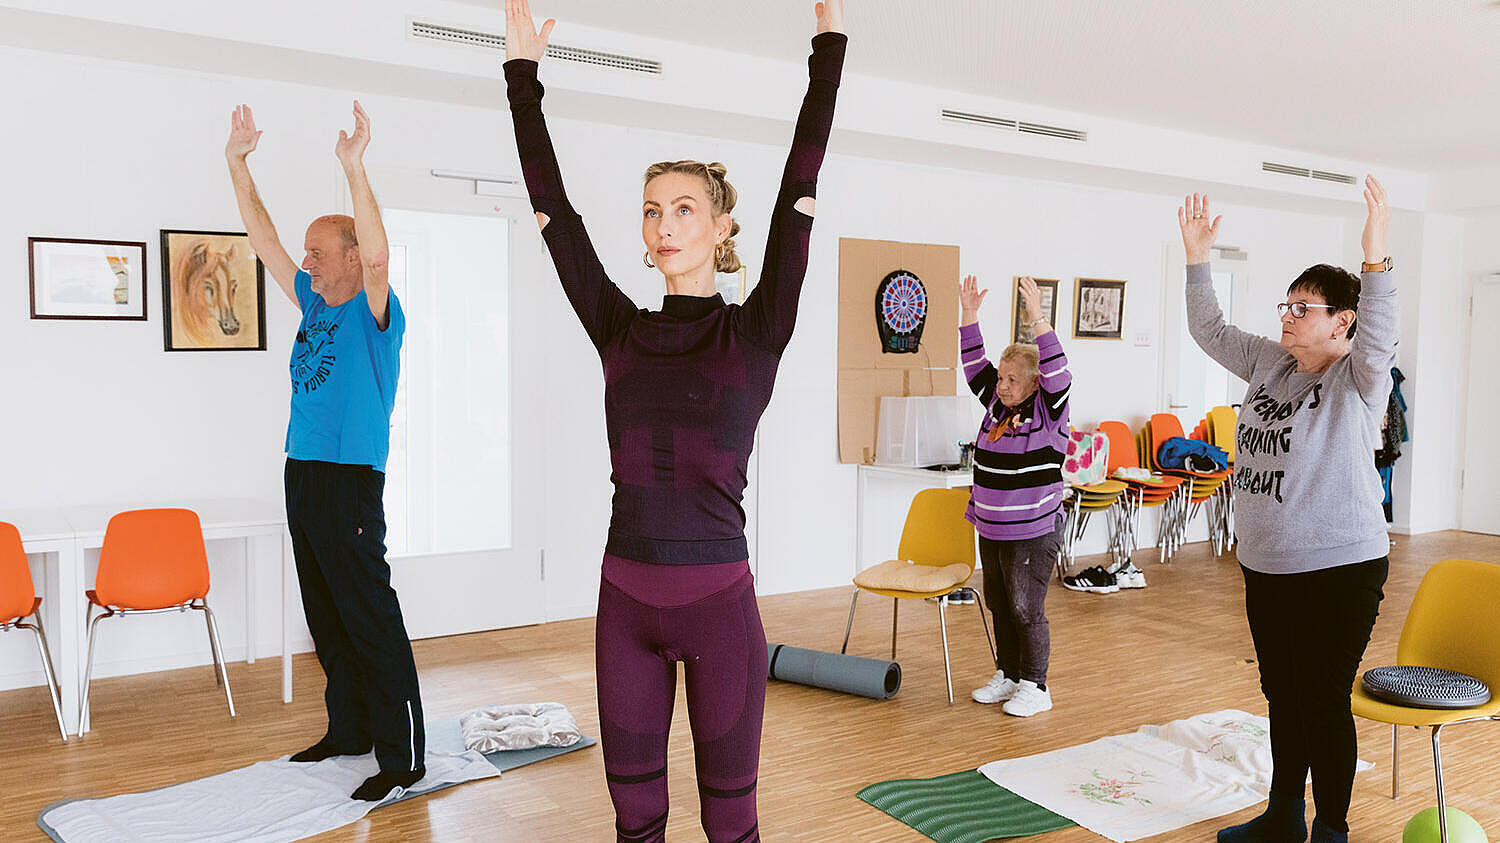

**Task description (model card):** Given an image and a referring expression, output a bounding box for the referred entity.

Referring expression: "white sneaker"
[971,669,1019,704]
[1002,680,1053,717]
[1114,564,1147,589]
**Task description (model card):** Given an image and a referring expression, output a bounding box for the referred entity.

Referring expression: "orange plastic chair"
[79,509,234,735]
[0,522,68,741]
[1099,420,1183,564]
[1148,413,1231,481]
[1148,413,1233,556]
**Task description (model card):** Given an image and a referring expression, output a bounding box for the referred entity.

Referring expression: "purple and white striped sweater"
[960,323,1072,541]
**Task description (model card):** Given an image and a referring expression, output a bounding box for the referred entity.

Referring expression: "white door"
[345,166,547,637]
[1161,245,1251,430]
[1460,276,1500,535]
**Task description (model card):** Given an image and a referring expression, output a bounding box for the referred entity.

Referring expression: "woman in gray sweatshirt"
[1179,177,1396,843]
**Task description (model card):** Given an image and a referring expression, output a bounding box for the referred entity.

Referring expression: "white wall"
[0,35,1475,689]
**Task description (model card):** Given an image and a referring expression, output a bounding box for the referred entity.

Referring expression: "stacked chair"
[1057,428,1130,580]
[1204,406,1238,553]
[1146,413,1233,559]
[1099,420,1186,565]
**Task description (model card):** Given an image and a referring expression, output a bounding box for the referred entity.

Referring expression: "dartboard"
[879,271,927,333]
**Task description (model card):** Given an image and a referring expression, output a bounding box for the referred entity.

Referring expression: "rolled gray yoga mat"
[766,643,901,700]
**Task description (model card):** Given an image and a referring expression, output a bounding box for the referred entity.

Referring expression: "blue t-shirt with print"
[284,270,403,472]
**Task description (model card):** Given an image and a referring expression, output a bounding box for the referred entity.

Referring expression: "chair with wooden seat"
[1351,559,1500,843]
[0,522,68,741]
[841,488,991,704]
[78,508,235,735]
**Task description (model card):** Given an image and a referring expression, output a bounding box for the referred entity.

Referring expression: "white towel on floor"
[978,709,1371,843]
[39,749,498,843]
[459,702,582,752]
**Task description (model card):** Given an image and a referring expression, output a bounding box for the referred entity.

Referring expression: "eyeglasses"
[1276,301,1336,319]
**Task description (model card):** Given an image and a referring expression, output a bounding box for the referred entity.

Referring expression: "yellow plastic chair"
[1208,406,1238,465]
[1351,559,1500,842]
[841,488,990,704]
[1205,406,1239,552]
[1060,480,1129,579]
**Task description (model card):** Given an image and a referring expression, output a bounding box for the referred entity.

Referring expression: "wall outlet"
[1134,331,1152,347]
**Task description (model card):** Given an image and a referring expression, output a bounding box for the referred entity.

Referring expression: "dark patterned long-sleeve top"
[505,33,847,565]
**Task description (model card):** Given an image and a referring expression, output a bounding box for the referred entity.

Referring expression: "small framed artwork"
[28,237,148,320]
[161,229,266,351]
[1011,277,1061,344]
[1073,278,1127,340]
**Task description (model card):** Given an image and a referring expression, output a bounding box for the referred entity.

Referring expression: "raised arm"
[958,275,998,407]
[1179,193,1278,382]
[1019,276,1071,419]
[735,1,847,352]
[225,105,298,305]
[503,0,637,352]
[1348,175,1398,403]
[334,100,392,328]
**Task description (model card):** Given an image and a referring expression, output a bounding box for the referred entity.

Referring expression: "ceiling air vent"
[1018,121,1087,142]
[409,20,662,75]
[1262,161,1356,185]
[941,109,1086,142]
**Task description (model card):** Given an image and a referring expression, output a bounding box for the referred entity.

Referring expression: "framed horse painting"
[160,229,266,351]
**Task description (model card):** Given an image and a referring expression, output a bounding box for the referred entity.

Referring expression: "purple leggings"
[596,555,767,843]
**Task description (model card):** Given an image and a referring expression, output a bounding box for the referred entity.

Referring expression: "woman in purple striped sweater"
[959,274,1072,717]
[503,1,845,840]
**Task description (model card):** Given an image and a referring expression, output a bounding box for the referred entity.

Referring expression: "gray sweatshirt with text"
[1185,262,1397,575]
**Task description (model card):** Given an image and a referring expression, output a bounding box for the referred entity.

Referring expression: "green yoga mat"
[857,770,1074,842]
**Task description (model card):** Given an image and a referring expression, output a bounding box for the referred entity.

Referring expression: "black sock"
[1036,683,1046,691]
[351,766,426,802]
[289,736,370,763]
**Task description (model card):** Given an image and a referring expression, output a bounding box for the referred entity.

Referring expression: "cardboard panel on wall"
[837,238,960,371]
[837,237,961,464]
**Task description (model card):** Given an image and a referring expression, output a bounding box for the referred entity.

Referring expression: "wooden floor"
[4,531,1498,841]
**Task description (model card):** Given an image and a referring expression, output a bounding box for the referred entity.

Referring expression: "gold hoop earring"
[643,250,655,269]
[714,241,727,266]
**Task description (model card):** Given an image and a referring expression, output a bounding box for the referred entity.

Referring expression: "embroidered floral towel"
[978,710,1369,842]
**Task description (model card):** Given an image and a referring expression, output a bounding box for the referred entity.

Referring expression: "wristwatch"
[1361,256,1393,273]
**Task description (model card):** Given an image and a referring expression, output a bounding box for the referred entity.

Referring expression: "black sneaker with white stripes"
[1063,565,1119,594]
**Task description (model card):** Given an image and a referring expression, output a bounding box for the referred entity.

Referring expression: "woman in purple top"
[958,275,1072,718]
[502,1,845,840]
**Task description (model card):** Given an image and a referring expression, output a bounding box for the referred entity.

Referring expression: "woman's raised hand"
[815,0,844,34]
[505,0,555,62]
[1177,193,1222,265]
[960,274,987,326]
[1018,276,1044,326]
[1361,175,1390,265]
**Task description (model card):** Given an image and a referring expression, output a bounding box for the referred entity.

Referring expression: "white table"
[854,464,973,573]
[1,498,292,735]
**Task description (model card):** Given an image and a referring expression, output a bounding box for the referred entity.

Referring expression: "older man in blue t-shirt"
[226,100,425,801]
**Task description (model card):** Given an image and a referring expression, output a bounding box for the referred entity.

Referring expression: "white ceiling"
[462,0,1500,172]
